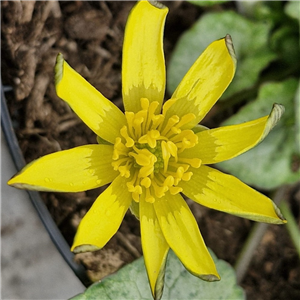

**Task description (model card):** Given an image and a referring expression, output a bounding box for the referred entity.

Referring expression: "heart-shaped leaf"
[70,249,244,300]
[188,0,229,7]
[167,11,276,100]
[217,78,299,190]
[285,1,300,22]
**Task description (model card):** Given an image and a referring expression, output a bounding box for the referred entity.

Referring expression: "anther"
[160,115,179,136]
[120,126,134,147]
[113,98,201,202]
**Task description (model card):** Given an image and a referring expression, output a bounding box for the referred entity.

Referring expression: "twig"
[115,232,141,259]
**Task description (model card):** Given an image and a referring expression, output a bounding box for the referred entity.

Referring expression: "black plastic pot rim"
[1,82,92,287]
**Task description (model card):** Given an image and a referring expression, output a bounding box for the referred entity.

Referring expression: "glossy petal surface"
[154,193,220,281]
[165,35,236,129]
[180,165,286,224]
[8,145,117,192]
[184,104,285,164]
[140,197,169,300]
[122,1,168,113]
[55,53,126,143]
[72,176,132,252]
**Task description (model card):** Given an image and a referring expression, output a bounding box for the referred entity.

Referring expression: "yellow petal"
[122,1,168,113]
[180,165,286,224]
[165,35,236,128]
[154,193,220,281]
[8,145,117,192]
[140,197,169,300]
[184,103,285,164]
[55,53,126,143]
[71,176,132,252]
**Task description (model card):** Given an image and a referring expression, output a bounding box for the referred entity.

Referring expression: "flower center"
[112,98,201,203]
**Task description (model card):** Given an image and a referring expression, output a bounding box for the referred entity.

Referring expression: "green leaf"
[295,82,300,155]
[188,0,229,7]
[167,11,276,100]
[285,1,300,23]
[217,78,300,190]
[235,1,262,18]
[270,26,300,66]
[70,249,244,300]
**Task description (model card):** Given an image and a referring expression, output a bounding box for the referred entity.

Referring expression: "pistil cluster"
[112,98,201,203]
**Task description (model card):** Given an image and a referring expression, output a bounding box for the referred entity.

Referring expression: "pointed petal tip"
[261,103,285,141]
[56,52,64,61]
[7,176,15,186]
[7,174,51,192]
[7,180,24,189]
[148,0,167,10]
[225,34,237,66]
[152,251,169,300]
[7,168,32,187]
[55,52,64,86]
[199,273,221,282]
[270,103,285,125]
[72,244,101,254]
[273,202,287,224]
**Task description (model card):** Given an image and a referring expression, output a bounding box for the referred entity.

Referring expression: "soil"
[2,1,300,299]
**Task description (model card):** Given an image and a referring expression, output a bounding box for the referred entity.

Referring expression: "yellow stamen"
[145,187,155,203]
[161,141,178,172]
[176,113,196,128]
[178,157,202,168]
[125,112,135,139]
[133,116,144,139]
[130,146,157,166]
[162,98,176,115]
[160,115,179,136]
[169,186,183,195]
[120,126,135,147]
[138,130,161,148]
[118,161,132,178]
[141,177,151,188]
[151,114,164,130]
[112,98,201,202]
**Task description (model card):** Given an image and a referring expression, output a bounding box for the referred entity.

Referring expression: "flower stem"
[279,200,300,257]
[234,186,288,284]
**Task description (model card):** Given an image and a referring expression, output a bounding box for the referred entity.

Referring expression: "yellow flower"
[8,1,286,299]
